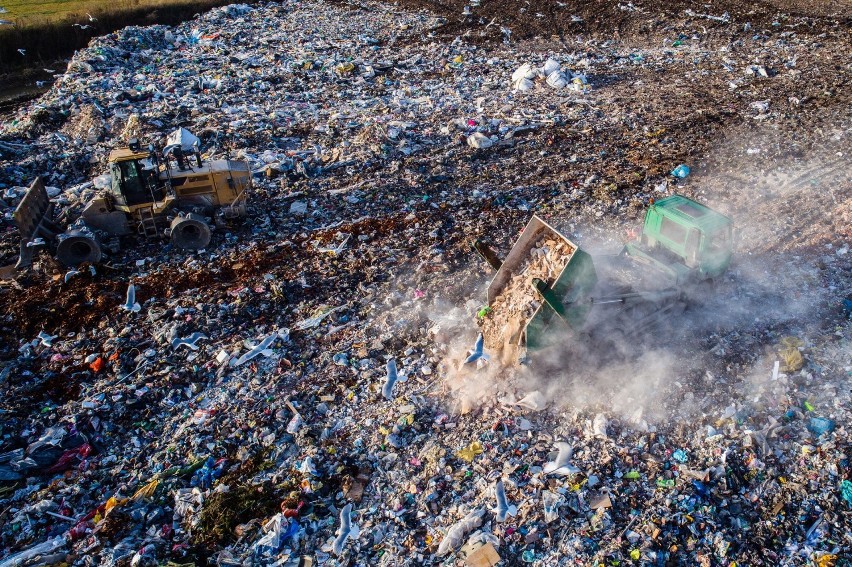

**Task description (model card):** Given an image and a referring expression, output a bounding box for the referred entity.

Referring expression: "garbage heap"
[0,0,851,565]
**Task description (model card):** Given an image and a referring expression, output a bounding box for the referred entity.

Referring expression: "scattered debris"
[0,0,849,565]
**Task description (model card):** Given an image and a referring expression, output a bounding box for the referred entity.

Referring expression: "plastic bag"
[437,508,484,555]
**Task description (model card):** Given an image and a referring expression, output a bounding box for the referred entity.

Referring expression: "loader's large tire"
[56,233,102,267]
[170,214,211,250]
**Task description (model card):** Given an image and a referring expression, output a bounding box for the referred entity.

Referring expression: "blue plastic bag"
[671,164,691,178]
[807,417,835,436]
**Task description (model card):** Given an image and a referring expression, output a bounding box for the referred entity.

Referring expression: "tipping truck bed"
[478,215,690,363]
[477,196,733,363]
[479,216,597,362]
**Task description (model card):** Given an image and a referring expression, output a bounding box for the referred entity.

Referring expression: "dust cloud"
[435,123,849,424]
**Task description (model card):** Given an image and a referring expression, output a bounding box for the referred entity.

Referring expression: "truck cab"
[626,195,733,284]
[107,148,167,210]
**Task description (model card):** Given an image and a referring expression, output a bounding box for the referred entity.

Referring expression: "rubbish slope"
[0,0,850,565]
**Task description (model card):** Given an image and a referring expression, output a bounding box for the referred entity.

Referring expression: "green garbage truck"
[473,194,734,361]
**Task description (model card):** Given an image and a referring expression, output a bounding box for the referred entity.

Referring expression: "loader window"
[116,160,151,206]
[113,161,163,206]
[659,217,686,245]
[110,164,127,206]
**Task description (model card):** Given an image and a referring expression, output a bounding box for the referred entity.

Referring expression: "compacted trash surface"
[0,0,850,565]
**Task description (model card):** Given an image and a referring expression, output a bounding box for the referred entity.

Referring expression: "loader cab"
[107,149,165,210]
[640,195,733,279]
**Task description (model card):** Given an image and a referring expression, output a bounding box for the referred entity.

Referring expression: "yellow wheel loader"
[13,136,251,269]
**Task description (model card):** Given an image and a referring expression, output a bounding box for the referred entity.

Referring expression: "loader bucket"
[13,178,61,269]
[483,215,598,354]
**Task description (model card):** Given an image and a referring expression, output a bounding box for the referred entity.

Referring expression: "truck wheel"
[170,213,211,250]
[56,233,102,267]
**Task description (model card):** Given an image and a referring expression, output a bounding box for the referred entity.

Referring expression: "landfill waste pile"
[0,0,851,565]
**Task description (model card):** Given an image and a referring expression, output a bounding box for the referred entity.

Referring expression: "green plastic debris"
[840,480,852,507]
[624,470,640,480]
